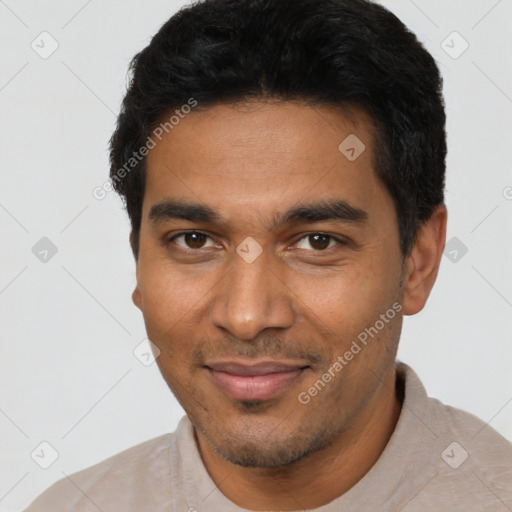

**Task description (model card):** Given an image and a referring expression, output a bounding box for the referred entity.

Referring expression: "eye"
[295,233,346,251]
[169,231,217,250]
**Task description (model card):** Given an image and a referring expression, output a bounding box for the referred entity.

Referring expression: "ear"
[130,230,143,311]
[132,285,142,311]
[402,204,447,315]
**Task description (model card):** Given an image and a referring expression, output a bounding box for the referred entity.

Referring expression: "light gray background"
[1,0,511,510]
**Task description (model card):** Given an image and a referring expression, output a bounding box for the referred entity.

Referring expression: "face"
[133,100,406,468]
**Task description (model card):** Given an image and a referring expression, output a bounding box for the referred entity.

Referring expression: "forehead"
[142,100,390,225]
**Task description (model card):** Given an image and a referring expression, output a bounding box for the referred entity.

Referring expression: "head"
[109,0,447,468]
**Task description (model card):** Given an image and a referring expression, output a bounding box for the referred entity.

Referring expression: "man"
[25,0,512,510]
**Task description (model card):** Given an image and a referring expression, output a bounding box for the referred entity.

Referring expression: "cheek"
[294,261,399,353]
[294,263,385,321]
[136,260,222,370]
[137,263,194,340]
[138,269,199,388]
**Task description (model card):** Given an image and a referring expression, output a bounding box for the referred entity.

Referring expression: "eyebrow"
[148,198,368,229]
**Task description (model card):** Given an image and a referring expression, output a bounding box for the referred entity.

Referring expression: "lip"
[205,359,309,401]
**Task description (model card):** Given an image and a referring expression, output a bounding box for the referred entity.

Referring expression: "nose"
[209,247,295,341]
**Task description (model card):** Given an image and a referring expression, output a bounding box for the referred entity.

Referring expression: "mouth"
[204,359,310,401]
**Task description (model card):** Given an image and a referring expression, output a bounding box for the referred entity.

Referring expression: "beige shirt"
[25,362,512,511]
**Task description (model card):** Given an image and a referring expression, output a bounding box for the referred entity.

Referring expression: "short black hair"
[109,0,446,259]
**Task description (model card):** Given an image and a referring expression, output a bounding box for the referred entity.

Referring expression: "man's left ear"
[402,204,447,315]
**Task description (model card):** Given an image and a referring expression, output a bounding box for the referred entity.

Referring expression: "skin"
[132,100,447,510]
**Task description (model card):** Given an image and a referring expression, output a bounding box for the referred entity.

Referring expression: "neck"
[196,367,403,510]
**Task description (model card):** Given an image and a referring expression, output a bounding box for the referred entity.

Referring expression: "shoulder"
[24,432,176,511]
[415,400,512,510]
[423,378,512,470]
[433,399,512,493]
[399,363,512,510]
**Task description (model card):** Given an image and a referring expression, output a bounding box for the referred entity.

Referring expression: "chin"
[218,444,311,468]
[198,418,337,469]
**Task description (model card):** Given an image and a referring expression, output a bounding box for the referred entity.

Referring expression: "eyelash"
[166,230,348,253]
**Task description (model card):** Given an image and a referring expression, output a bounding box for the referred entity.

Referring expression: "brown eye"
[308,234,330,250]
[295,233,345,251]
[184,232,207,248]
[170,231,215,250]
